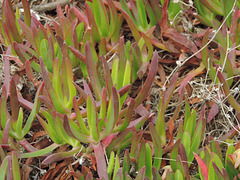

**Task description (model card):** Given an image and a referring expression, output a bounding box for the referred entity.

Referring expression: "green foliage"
[0,152,21,180]
[86,0,119,43]
[120,0,157,34]
[0,80,42,141]
[1,0,240,179]
[194,0,239,27]
[160,0,181,23]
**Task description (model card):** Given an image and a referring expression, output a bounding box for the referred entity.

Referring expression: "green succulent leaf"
[107,151,115,178]
[113,155,120,180]
[21,0,31,27]
[86,3,101,43]
[4,0,22,43]
[116,98,135,132]
[149,123,162,170]
[85,42,102,100]
[199,0,223,16]
[184,109,196,138]
[40,58,68,114]
[137,0,148,31]
[181,131,191,161]
[73,96,89,135]
[21,82,43,139]
[37,113,63,144]
[135,167,146,180]
[12,151,20,180]
[122,150,130,177]
[0,156,9,180]
[138,142,146,171]
[156,72,178,145]
[145,143,153,179]
[175,169,184,180]
[42,147,81,165]
[119,8,141,42]
[63,115,93,143]
[87,96,99,143]
[20,143,60,158]
[189,106,206,163]
[170,139,181,172]
[16,107,23,138]
[101,87,119,139]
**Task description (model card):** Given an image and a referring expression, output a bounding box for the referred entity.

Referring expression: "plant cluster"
[1,0,240,179]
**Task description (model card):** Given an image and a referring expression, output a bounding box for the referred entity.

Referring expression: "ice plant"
[176,102,206,165]
[2,0,240,178]
[64,51,157,178]
[0,97,23,180]
[22,50,156,179]
[194,140,240,180]
[193,0,237,27]
[85,0,120,43]
[0,0,89,73]
[119,0,157,35]
[118,0,156,62]
[61,86,134,179]
[159,0,181,24]
[0,79,42,141]
[13,5,87,71]
[0,152,21,180]
[39,54,76,115]
[156,73,178,145]
[107,134,162,179]
[0,0,41,72]
[0,0,25,47]
[199,22,237,89]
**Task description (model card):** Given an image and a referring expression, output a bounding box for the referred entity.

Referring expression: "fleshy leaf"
[149,123,162,170]
[73,96,89,135]
[85,42,102,100]
[2,118,10,144]
[9,78,20,124]
[0,156,9,179]
[101,87,119,138]
[116,98,135,132]
[20,143,60,158]
[170,139,181,172]
[12,151,20,180]
[135,166,146,180]
[63,115,93,143]
[18,19,38,53]
[156,72,178,145]
[87,95,99,143]
[134,50,158,107]
[3,46,11,94]
[21,82,43,138]
[145,143,152,179]
[207,102,219,123]
[4,0,22,43]
[85,2,101,42]
[122,149,130,177]
[40,57,67,114]
[22,0,31,27]
[119,8,141,42]
[42,147,80,165]
[92,143,108,180]
[194,153,208,180]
